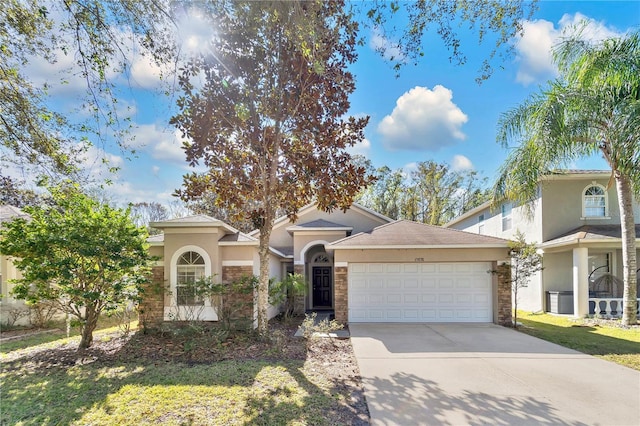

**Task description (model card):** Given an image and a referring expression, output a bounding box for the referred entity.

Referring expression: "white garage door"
[349,263,492,323]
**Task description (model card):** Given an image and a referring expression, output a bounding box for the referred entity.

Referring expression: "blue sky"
[10,1,640,207]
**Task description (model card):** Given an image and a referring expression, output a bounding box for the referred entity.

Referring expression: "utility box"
[546,291,574,314]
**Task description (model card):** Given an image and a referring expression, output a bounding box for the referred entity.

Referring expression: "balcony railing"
[588,298,640,317]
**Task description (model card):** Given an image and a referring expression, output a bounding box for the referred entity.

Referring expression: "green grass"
[0,320,357,425]
[517,311,640,370]
[1,359,345,425]
[0,316,137,355]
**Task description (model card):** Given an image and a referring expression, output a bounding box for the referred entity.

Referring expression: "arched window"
[312,253,330,264]
[176,251,205,306]
[583,184,607,218]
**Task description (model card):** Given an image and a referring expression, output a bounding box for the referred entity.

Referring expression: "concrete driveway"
[350,323,640,426]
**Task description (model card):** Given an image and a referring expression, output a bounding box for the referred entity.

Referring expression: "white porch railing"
[589,298,640,317]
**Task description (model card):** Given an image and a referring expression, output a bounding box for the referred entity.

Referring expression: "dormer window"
[583,184,608,218]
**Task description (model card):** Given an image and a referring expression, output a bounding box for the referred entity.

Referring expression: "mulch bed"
[1,318,370,425]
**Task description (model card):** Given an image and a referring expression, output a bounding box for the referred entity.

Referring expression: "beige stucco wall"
[268,206,388,249]
[450,177,640,245]
[148,245,163,260]
[293,231,346,261]
[539,178,634,241]
[0,254,28,322]
[448,201,543,244]
[163,229,220,270]
[220,245,255,262]
[162,229,220,308]
[334,247,509,264]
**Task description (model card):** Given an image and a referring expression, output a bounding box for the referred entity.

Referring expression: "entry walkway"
[350,323,640,426]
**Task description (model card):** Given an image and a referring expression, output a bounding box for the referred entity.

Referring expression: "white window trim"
[165,245,216,320]
[581,183,610,220]
[501,203,512,231]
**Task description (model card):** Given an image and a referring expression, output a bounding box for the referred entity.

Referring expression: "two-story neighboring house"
[446,170,640,318]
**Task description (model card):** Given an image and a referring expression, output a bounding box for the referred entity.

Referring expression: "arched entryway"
[306,245,334,309]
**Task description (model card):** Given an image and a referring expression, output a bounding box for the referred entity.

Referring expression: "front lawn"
[517,311,640,370]
[0,320,368,425]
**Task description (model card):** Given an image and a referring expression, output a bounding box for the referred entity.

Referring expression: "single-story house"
[142,202,513,326]
[0,205,31,325]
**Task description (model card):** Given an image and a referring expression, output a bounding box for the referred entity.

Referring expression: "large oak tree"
[172,0,373,333]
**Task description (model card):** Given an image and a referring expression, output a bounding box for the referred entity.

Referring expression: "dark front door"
[312,266,332,308]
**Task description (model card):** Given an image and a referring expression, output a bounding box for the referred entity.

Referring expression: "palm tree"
[493,28,640,325]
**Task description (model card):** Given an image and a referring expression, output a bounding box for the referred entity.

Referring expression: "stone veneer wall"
[293,264,306,315]
[333,266,348,323]
[138,265,165,330]
[222,265,255,320]
[495,263,513,326]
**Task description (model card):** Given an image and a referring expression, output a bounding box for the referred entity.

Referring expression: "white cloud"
[105,181,180,206]
[452,155,474,171]
[77,143,124,182]
[129,124,168,149]
[129,56,170,89]
[515,19,558,85]
[515,13,623,85]
[347,137,371,157]
[152,129,188,166]
[370,27,406,62]
[127,124,188,166]
[377,86,468,151]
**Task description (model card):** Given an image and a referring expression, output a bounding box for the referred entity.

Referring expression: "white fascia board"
[443,201,492,227]
[218,241,259,246]
[540,237,635,250]
[541,171,610,181]
[286,228,352,234]
[269,247,290,258]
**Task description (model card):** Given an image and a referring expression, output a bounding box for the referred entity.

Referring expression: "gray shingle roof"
[219,232,257,242]
[328,220,509,248]
[154,214,220,224]
[544,224,640,246]
[146,234,164,243]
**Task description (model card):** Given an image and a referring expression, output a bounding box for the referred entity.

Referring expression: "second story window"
[583,184,607,218]
[478,214,485,234]
[501,203,512,231]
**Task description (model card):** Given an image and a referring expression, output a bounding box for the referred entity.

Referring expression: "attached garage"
[326,220,511,325]
[349,262,492,323]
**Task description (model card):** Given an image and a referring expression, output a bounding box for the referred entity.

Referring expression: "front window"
[501,203,512,231]
[176,251,205,306]
[583,185,607,217]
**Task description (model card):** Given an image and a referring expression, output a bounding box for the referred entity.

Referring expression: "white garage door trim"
[349,262,492,323]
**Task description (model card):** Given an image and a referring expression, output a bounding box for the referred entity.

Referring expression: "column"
[572,247,589,317]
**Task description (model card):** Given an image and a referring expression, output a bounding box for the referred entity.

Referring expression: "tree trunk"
[257,222,273,335]
[78,307,99,349]
[614,172,638,326]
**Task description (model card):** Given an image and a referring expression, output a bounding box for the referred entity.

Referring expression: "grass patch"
[0,318,367,425]
[1,359,347,425]
[0,316,136,355]
[517,311,640,370]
